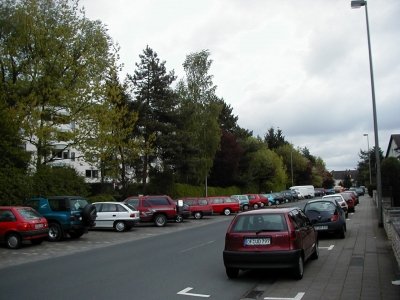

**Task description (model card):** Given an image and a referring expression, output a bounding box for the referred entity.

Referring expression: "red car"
[181,198,213,219]
[223,207,318,279]
[340,192,356,213]
[206,196,240,216]
[246,194,269,209]
[0,206,49,249]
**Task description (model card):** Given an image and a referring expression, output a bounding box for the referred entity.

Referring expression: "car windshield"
[17,208,42,220]
[231,214,287,232]
[125,203,136,211]
[69,199,89,210]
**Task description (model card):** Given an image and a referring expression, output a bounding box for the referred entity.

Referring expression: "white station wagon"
[92,202,140,232]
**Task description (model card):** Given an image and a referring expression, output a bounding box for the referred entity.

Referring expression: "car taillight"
[21,223,35,230]
[331,211,339,222]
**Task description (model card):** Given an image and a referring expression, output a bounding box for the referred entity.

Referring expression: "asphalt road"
[1,196,399,300]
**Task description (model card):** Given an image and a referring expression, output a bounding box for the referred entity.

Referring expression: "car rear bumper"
[223,249,301,269]
[20,228,49,240]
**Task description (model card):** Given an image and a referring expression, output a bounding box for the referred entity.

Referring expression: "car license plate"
[244,238,271,246]
[314,226,328,230]
[35,223,44,229]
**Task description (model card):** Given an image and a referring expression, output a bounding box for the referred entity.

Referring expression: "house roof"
[331,170,358,180]
[385,134,400,158]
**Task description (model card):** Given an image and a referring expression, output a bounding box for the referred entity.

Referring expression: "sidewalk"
[341,195,400,299]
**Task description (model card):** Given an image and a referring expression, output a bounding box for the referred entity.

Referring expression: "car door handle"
[112,214,116,217]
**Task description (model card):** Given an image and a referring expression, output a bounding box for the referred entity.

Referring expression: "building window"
[63,151,69,159]
[86,170,99,178]
[71,152,75,161]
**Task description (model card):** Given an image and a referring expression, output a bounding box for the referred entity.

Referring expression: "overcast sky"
[81,0,400,171]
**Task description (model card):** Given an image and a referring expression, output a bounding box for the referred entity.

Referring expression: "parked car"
[345,190,359,205]
[324,188,335,195]
[340,192,356,213]
[123,195,178,227]
[272,192,286,204]
[0,206,49,249]
[246,194,269,209]
[223,207,319,280]
[303,198,347,239]
[231,195,250,211]
[92,202,140,232]
[322,194,348,218]
[281,190,295,202]
[314,188,325,197]
[180,198,213,219]
[24,196,96,241]
[349,187,364,197]
[206,196,240,216]
[262,193,280,205]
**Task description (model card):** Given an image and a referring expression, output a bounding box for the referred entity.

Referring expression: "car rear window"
[306,201,336,213]
[17,208,42,220]
[231,214,287,232]
[69,199,89,210]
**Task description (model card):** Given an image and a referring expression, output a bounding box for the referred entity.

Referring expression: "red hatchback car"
[223,207,318,279]
[0,206,49,249]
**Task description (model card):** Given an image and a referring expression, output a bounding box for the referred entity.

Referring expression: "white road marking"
[264,292,305,300]
[179,241,215,253]
[319,245,334,250]
[177,287,210,298]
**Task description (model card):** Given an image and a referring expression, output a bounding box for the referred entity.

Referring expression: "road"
[1,195,399,300]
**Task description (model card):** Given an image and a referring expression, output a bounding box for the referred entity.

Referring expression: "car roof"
[306,198,337,204]
[238,207,299,216]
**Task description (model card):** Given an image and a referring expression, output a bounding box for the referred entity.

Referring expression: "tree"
[0,0,118,171]
[127,46,177,189]
[174,50,222,185]
[275,144,309,187]
[357,146,384,187]
[264,127,287,150]
[381,157,400,205]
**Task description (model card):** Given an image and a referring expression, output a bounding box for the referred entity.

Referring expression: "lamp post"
[352,0,383,226]
[363,133,372,185]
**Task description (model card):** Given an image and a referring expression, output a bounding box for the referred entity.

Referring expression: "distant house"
[385,134,400,160]
[331,170,358,187]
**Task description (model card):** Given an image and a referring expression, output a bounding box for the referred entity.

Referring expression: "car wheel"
[243,204,249,210]
[268,202,272,206]
[154,214,167,227]
[311,241,319,260]
[226,267,239,279]
[48,223,63,242]
[194,212,203,219]
[294,255,304,279]
[253,203,259,209]
[31,238,44,245]
[114,221,126,232]
[6,233,21,249]
[175,215,183,223]
[276,200,280,205]
[260,203,265,208]
[223,208,231,216]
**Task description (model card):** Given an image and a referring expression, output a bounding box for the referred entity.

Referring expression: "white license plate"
[35,224,44,229]
[314,226,328,230]
[244,238,271,246]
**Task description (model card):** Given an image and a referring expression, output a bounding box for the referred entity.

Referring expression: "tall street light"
[351,0,383,226]
[363,133,372,185]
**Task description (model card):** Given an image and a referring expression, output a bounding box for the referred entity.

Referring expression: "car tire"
[311,241,319,260]
[6,233,21,249]
[114,221,126,232]
[154,214,167,227]
[243,204,249,211]
[268,202,272,206]
[253,204,259,209]
[226,267,239,279]
[260,203,265,208]
[48,222,63,242]
[194,212,203,219]
[82,204,97,226]
[294,255,304,280]
[175,215,183,223]
[223,208,231,216]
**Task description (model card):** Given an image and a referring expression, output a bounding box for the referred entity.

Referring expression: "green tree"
[381,157,400,205]
[175,50,222,185]
[0,0,117,171]
[264,127,287,150]
[127,46,177,189]
[275,144,308,187]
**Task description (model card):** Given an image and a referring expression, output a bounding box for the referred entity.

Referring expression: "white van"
[289,185,315,199]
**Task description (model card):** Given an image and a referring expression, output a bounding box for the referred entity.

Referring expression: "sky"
[80,0,400,172]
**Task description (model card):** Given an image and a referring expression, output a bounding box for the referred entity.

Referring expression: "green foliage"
[86,194,117,203]
[381,157,400,204]
[172,183,241,199]
[31,166,89,197]
[264,127,287,150]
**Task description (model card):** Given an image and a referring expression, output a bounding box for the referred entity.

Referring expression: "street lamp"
[352,0,383,226]
[363,133,372,185]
